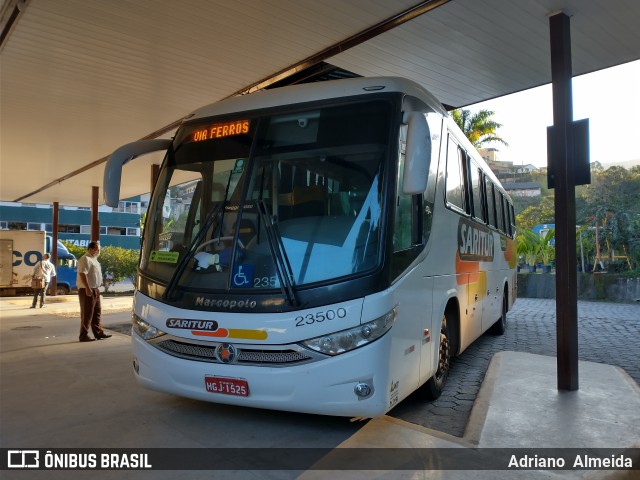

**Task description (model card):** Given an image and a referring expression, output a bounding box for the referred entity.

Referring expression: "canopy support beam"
[549,12,579,391]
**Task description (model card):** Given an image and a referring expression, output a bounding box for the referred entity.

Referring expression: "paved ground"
[1,296,638,479]
[4,294,639,441]
[103,298,640,438]
[389,298,640,437]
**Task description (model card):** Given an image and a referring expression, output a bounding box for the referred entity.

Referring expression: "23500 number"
[295,308,347,327]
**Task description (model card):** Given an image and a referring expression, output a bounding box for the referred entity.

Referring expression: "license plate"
[204,376,249,397]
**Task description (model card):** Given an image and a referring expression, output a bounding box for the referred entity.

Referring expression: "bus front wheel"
[422,312,451,400]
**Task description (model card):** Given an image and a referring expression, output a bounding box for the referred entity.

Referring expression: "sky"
[468,59,640,169]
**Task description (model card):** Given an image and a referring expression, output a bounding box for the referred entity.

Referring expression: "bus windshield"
[140,99,394,294]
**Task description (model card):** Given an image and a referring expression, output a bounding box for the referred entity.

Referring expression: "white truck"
[0,230,77,296]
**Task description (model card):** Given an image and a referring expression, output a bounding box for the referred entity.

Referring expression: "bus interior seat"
[279,185,325,219]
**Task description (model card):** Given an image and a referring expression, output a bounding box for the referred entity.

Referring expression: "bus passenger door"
[482,269,502,332]
[466,269,484,346]
[456,246,487,353]
[419,277,435,386]
[456,265,482,353]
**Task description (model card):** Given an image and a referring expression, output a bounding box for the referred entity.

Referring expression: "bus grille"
[154,339,314,366]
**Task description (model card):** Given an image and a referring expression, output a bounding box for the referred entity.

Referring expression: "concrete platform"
[301,352,640,479]
[1,296,638,479]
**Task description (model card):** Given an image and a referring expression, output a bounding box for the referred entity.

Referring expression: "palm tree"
[516,229,541,272]
[451,109,509,148]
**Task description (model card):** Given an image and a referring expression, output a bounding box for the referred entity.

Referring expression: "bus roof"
[188,77,447,122]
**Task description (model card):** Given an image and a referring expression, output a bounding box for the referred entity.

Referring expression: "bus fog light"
[300,306,397,355]
[354,383,372,398]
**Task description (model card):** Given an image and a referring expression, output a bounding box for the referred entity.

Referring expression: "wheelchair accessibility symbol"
[232,264,254,288]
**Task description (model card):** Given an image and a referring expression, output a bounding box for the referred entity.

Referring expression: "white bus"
[105,77,517,417]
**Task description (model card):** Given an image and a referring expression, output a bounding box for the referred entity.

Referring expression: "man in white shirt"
[30,253,56,308]
[76,241,111,342]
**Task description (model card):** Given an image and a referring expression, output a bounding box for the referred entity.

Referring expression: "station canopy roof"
[1,0,639,207]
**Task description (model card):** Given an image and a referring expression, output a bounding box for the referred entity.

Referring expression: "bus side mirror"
[402,112,431,195]
[103,139,172,207]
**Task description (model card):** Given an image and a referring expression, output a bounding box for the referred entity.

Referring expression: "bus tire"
[489,291,508,335]
[422,312,451,400]
[51,285,70,296]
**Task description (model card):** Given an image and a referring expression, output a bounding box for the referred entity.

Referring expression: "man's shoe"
[96,334,112,340]
[40,305,45,308]
[79,337,96,342]
[30,306,36,309]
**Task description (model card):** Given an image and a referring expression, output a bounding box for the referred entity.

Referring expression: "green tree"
[165,211,189,234]
[451,109,509,148]
[578,165,640,271]
[539,228,556,267]
[515,196,555,231]
[61,241,85,260]
[97,246,139,292]
[516,229,541,269]
[576,226,596,271]
[582,166,640,216]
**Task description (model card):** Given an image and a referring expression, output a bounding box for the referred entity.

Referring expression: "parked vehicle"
[0,230,77,296]
[105,76,517,417]
[46,236,78,294]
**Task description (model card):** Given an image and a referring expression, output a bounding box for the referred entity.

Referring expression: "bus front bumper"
[131,332,392,418]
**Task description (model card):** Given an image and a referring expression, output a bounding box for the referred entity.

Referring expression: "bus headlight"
[300,306,397,356]
[132,313,166,340]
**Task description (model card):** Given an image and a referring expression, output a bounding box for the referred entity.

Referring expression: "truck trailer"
[0,230,77,296]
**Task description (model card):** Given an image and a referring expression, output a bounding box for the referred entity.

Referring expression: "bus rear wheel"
[422,312,451,400]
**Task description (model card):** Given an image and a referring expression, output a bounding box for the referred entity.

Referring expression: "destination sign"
[191,119,250,142]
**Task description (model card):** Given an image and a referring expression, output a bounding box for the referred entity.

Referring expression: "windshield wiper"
[256,199,298,307]
[163,201,224,301]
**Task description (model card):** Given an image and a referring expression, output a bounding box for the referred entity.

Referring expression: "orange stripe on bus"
[190,328,268,340]
[455,251,480,284]
[192,328,229,337]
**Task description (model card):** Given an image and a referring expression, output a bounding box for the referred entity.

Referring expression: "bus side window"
[496,191,505,233]
[510,203,516,237]
[393,151,420,252]
[445,136,466,212]
[503,196,512,237]
[391,133,425,278]
[485,178,497,229]
[504,198,511,236]
[502,195,509,235]
[471,164,485,222]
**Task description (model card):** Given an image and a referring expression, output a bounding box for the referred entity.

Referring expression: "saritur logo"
[8,450,39,468]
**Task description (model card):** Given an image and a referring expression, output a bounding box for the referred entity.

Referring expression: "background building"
[0,199,142,249]
[503,182,542,197]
